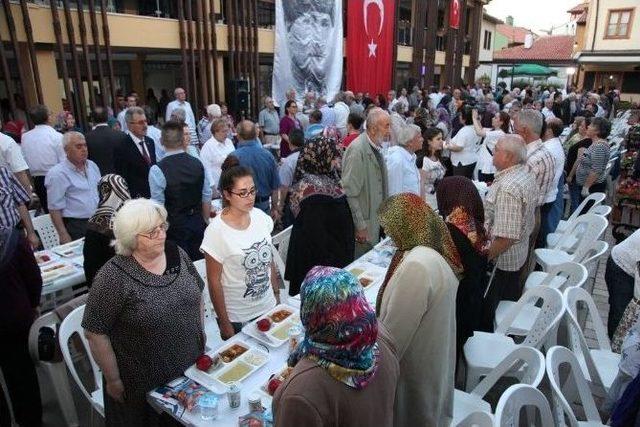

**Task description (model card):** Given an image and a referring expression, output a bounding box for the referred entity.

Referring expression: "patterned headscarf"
[436,176,490,254]
[289,137,344,218]
[87,174,131,235]
[288,266,380,390]
[376,193,463,313]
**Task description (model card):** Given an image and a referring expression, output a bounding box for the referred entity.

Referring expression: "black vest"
[158,152,204,228]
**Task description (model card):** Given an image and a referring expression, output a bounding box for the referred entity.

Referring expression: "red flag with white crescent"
[347,0,396,95]
[450,0,461,29]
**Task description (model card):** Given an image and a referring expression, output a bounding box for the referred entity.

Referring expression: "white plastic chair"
[454,346,544,424]
[0,369,15,425]
[536,214,608,271]
[564,287,620,397]
[464,287,563,390]
[58,305,104,418]
[522,262,588,293]
[555,192,605,233]
[546,346,606,427]
[547,204,611,248]
[494,384,554,427]
[272,226,292,300]
[32,214,60,249]
[591,204,612,218]
[28,311,80,426]
[455,411,494,427]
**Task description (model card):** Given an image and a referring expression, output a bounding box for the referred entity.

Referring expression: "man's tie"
[139,140,151,165]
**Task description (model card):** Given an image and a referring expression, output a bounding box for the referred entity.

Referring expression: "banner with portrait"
[272,0,343,107]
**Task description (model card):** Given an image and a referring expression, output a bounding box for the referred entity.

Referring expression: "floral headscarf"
[436,176,490,254]
[289,137,344,218]
[87,174,131,235]
[376,193,463,313]
[288,266,380,390]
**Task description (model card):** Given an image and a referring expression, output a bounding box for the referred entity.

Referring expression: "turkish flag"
[347,0,396,96]
[449,0,461,29]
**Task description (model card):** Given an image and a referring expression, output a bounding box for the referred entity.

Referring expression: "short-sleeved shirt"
[258,108,280,135]
[232,140,281,200]
[449,125,480,166]
[20,125,65,176]
[45,159,101,218]
[526,139,556,206]
[279,150,301,188]
[280,116,301,158]
[0,133,28,173]
[199,137,235,189]
[485,164,537,271]
[576,141,610,186]
[200,208,277,322]
[476,129,505,174]
[543,137,566,203]
[0,166,30,229]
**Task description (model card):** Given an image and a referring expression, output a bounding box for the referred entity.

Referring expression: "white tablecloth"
[36,240,86,309]
[147,238,396,426]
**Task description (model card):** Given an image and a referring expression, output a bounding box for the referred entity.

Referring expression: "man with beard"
[283,0,335,97]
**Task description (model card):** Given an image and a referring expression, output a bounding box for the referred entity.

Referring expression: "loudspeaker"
[228,79,249,116]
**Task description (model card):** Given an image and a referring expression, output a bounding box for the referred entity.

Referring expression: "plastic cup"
[199,392,219,421]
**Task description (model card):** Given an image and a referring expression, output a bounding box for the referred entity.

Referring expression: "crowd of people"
[1,78,640,427]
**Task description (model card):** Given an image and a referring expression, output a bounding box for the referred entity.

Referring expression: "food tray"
[40,262,76,284]
[241,304,300,348]
[52,238,84,257]
[346,264,386,290]
[35,250,58,267]
[259,365,293,401]
[184,339,269,394]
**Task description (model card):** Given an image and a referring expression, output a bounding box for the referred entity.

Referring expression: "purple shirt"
[279,116,301,158]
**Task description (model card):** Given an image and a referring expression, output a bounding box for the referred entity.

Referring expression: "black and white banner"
[272,0,343,107]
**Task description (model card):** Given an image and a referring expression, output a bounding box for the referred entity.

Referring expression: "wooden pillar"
[443,0,455,88]
[453,1,468,86]
[410,0,427,81]
[391,0,399,90]
[19,0,43,104]
[210,0,220,100]
[185,0,199,113]
[50,0,76,118]
[251,0,260,117]
[36,50,63,113]
[87,0,107,107]
[202,0,213,103]
[231,0,241,78]
[1,0,29,110]
[17,42,37,108]
[178,0,190,95]
[100,0,117,112]
[465,2,482,84]
[62,0,88,128]
[76,0,96,111]
[0,39,17,115]
[196,0,208,105]
[130,54,145,99]
[423,0,439,89]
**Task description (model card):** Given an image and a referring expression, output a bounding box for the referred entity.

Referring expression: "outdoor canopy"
[498,64,559,78]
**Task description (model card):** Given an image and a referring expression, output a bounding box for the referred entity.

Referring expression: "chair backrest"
[591,205,612,218]
[534,262,588,291]
[565,287,611,351]
[471,346,545,399]
[546,346,602,427]
[494,384,554,427]
[580,241,609,274]
[495,286,564,349]
[563,193,605,228]
[566,214,608,263]
[456,411,494,427]
[28,310,60,363]
[58,305,104,416]
[32,214,60,249]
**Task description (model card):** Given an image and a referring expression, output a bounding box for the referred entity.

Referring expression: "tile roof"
[567,2,589,14]
[495,24,533,44]
[576,11,588,24]
[493,35,575,62]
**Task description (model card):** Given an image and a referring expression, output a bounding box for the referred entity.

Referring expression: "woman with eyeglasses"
[201,156,280,340]
[82,198,205,425]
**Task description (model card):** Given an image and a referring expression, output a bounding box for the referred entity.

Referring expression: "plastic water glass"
[199,392,219,421]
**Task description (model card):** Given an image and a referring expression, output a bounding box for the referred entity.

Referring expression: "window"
[483,30,492,50]
[605,8,634,39]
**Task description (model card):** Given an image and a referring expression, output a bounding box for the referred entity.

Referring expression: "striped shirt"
[526,140,556,206]
[485,164,537,271]
[576,141,610,186]
[0,166,30,229]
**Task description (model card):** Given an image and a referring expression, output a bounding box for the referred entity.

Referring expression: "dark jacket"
[114,134,156,198]
[86,125,127,176]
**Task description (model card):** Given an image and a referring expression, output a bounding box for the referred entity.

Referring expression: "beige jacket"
[341,133,388,250]
[379,246,459,427]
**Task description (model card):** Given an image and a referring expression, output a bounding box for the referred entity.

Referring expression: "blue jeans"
[538,175,565,247]
[568,181,582,214]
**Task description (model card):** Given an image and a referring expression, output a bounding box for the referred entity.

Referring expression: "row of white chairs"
[456,287,616,426]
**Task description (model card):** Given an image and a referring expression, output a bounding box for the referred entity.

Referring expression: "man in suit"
[114,106,156,198]
[341,107,390,257]
[85,106,126,175]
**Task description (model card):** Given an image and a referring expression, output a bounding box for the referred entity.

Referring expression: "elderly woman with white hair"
[197,103,222,146]
[386,123,423,196]
[82,198,205,426]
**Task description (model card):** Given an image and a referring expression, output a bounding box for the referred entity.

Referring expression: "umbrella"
[498,64,558,78]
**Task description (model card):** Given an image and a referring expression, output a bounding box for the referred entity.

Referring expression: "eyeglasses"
[228,187,257,198]
[138,222,169,239]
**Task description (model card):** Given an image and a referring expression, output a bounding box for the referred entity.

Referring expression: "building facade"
[0,0,489,126]
[574,0,640,102]
[476,12,504,84]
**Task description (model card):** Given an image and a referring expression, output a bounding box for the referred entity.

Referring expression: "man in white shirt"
[387,90,398,113]
[116,94,138,132]
[165,87,198,146]
[21,105,65,213]
[386,124,423,196]
[0,131,31,194]
[538,118,566,247]
[332,91,350,137]
[200,118,235,197]
[541,98,556,121]
[397,87,409,112]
